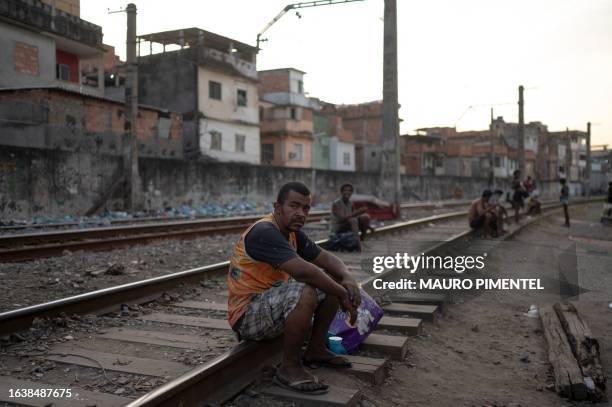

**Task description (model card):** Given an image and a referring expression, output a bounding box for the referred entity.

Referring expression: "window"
[209,81,222,100]
[210,131,222,150]
[297,80,303,94]
[290,107,297,120]
[290,143,304,161]
[262,143,274,162]
[235,134,246,152]
[343,152,351,166]
[237,89,247,106]
[494,157,501,167]
[57,64,70,81]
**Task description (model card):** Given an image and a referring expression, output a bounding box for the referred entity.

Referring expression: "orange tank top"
[227,215,296,327]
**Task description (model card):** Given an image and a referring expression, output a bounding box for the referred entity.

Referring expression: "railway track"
[0,199,600,406]
[0,201,471,263]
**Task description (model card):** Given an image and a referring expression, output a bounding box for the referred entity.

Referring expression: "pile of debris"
[540,302,606,401]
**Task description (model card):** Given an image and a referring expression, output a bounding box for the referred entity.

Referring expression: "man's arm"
[311,249,361,308]
[279,256,358,322]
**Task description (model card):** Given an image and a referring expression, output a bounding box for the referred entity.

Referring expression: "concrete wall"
[0,146,123,219]
[2,144,565,219]
[0,23,56,88]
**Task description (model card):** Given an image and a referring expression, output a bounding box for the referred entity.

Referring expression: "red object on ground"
[351,194,395,221]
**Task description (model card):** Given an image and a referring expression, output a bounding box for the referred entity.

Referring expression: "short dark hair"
[482,189,493,198]
[277,181,311,204]
[340,183,354,192]
[494,189,504,195]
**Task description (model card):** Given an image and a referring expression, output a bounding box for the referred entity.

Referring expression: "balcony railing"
[0,0,103,48]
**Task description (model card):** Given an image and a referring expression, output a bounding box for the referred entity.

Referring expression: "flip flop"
[303,355,353,369]
[273,374,329,395]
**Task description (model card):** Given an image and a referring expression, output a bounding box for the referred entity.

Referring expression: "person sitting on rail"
[468,189,502,238]
[329,183,372,251]
[488,189,508,234]
[227,181,361,395]
[526,191,542,216]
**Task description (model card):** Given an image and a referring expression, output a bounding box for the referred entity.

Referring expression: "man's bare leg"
[497,210,506,234]
[484,213,492,238]
[277,285,327,390]
[357,214,371,241]
[348,218,362,251]
[303,294,345,362]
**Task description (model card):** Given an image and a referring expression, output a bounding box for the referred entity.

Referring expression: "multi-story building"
[138,28,260,164]
[258,68,315,169]
[0,87,183,158]
[0,0,105,96]
[335,101,383,173]
[314,102,356,172]
[400,134,446,176]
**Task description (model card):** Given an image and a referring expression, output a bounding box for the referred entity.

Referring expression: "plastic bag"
[327,289,383,354]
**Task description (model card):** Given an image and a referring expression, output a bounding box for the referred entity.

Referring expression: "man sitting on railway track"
[468,189,503,238]
[227,181,361,395]
[330,183,372,251]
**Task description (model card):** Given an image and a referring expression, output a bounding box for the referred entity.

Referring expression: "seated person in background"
[468,190,502,238]
[330,183,372,251]
[228,182,361,394]
[526,191,542,215]
[489,189,508,233]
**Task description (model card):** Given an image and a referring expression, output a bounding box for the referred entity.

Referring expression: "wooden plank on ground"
[381,303,438,322]
[539,305,587,400]
[99,327,212,351]
[360,333,409,360]
[554,302,606,391]
[262,384,361,407]
[172,300,228,312]
[376,316,422,336]
[0,376,131,407]
[344,355,388,385]
[142,313,231,330]
[46,345,187,377]
[387,292,447,309]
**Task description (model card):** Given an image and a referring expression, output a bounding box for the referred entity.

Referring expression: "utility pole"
[565,127,572,182]
[517,85,525,175]
[380,0,401,216]
[586,122,591,196]
[124,3,142,211]
[490,107,495,189]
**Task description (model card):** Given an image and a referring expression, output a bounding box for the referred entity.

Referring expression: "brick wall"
[258,71,290,94]
[14,41,39,76]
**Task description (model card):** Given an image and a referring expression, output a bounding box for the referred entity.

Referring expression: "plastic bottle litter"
[608,302,612,310]
[524,305,539,318]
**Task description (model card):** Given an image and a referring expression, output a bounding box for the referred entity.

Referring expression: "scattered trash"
[524,305,539,318]
[583,376,596,391]
[105,263,125,276]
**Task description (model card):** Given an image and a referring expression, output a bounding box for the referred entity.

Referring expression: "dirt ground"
[364,203,611,406]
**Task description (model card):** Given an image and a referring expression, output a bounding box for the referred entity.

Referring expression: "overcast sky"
[81,0,612,146]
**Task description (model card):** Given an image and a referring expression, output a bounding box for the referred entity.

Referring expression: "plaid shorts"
[235,282,326,341]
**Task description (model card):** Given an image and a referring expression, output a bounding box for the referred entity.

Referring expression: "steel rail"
[0,200,470,233]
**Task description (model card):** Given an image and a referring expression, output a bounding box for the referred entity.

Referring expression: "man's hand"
[340,290,358,325]
[341,277,361,309]
[352,207,367,216]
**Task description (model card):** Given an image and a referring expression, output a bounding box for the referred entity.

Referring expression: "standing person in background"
[511,170,526,223]
[560,178,570,227]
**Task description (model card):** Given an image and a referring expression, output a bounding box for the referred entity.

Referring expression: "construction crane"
[256,0,364,52]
